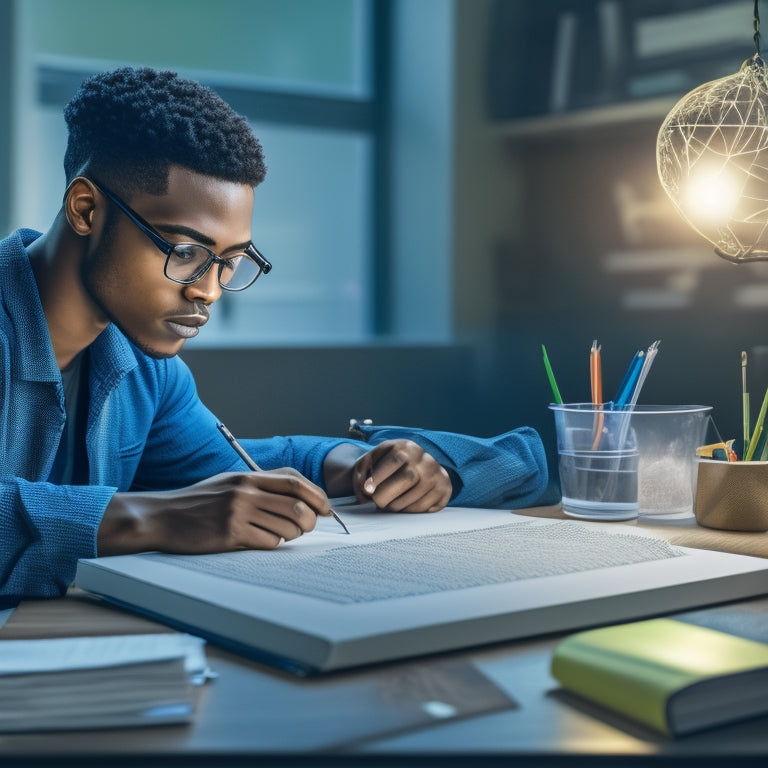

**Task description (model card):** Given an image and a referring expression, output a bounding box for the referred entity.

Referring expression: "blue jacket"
[1,229,548,600]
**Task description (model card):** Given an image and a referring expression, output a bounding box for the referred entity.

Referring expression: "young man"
[0,67,455,600]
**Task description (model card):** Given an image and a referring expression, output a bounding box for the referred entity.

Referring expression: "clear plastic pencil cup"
[550,404,639,521]
[550,404,712,521]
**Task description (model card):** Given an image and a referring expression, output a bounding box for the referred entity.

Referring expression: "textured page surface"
[147,520,682,604]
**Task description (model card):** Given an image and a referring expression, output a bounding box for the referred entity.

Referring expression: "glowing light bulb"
[657,54,768,263]
[683,166,741,225]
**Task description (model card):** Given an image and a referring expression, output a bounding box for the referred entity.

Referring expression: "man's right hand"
[97,469,333,556]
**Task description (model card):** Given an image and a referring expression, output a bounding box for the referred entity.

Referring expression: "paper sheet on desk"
[0,633,208,677]
[146,509,682,605]
[283,657,518,752]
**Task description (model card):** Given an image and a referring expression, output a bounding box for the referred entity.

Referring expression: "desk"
[2,507,768,767]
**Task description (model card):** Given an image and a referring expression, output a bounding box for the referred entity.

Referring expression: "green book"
[551,618,768,737]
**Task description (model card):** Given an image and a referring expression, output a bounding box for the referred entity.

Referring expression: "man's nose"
[182,265,223,305]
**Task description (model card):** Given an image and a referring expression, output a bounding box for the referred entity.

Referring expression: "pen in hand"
[216,422,350,534]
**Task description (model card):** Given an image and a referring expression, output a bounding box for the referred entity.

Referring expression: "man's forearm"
[97,492,164,556]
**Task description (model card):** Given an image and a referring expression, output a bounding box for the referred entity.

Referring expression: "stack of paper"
[0,633,208,732]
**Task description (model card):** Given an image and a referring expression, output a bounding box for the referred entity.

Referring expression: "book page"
[146,517,682,605]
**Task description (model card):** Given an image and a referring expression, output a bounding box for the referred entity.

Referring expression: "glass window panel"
[23,106,68,232]
[25,0,368,96]
[189,124,372,346]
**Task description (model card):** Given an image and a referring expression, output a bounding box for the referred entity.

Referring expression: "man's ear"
[64,177,98,235]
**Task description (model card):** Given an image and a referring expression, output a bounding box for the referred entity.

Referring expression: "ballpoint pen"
[614,349,644,406]
[216,422,350,534]
[626,340,660,409]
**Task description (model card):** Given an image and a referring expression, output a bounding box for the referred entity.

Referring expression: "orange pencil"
[590,340,603,405]
[590,340,603,449]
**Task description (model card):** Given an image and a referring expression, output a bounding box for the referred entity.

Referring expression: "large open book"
[75,507,768,675]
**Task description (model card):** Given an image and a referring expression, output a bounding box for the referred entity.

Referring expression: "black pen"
[216,422,350,534]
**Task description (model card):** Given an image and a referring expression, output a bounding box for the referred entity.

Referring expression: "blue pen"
[614,350,644,407]
[625,340,661,410]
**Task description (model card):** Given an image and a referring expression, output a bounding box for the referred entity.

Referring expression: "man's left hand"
[352,439,453,513]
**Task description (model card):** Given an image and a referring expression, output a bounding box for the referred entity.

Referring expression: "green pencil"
[745,385,768,461]
[542,344,563,404]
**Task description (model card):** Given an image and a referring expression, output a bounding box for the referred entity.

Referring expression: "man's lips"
[166,314,208,339]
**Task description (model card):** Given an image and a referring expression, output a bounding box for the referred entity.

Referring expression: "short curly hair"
[63,66,266,196]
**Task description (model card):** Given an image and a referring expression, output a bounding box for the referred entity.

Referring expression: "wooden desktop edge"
[0,587,173,640]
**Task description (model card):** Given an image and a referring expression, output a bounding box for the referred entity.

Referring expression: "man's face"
[82,166,255,358]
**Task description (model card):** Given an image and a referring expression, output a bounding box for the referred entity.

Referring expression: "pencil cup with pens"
[550,403,640,521]
[544,342,712,521]
[694,350,768,532]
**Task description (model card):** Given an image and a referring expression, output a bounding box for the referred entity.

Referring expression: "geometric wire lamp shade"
[657,53,768,263]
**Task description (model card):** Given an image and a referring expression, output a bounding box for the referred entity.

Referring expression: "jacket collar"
[8,229,138,386]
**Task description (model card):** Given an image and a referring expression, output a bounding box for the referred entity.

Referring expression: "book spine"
[551,644,672,736]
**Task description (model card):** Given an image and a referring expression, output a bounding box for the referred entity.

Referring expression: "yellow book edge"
[550,618,768,736]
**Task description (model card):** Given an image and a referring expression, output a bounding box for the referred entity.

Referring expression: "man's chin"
[126,333,185,360]
[102,309,188,358]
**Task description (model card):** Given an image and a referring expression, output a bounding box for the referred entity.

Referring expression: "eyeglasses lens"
[165,245,262,291]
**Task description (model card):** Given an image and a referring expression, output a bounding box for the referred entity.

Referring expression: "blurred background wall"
[2,0,767,499]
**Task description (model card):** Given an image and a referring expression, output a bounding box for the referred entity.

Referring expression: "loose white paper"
[0,633,207,677]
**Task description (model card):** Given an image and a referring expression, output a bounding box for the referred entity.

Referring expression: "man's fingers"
[241,494,319,536]
[374,469,452,512]
[382,483,433,513]
[352,440,452,513]
[246,516,302,546]
[199,472,323,549]
[242,470,332,518]
[361,442,411,493]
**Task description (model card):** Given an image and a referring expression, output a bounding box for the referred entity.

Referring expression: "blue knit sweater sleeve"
[130,355,366,491]
[0,480,115,600]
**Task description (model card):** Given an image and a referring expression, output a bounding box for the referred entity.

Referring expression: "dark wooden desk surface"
[1,586,768,767]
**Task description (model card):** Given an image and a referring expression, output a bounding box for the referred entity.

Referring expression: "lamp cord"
[755,0,762,57]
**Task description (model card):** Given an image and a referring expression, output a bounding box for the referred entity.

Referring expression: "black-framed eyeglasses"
[89,179,272,292]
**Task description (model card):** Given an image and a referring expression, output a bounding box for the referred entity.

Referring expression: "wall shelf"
[494,95,680,140]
